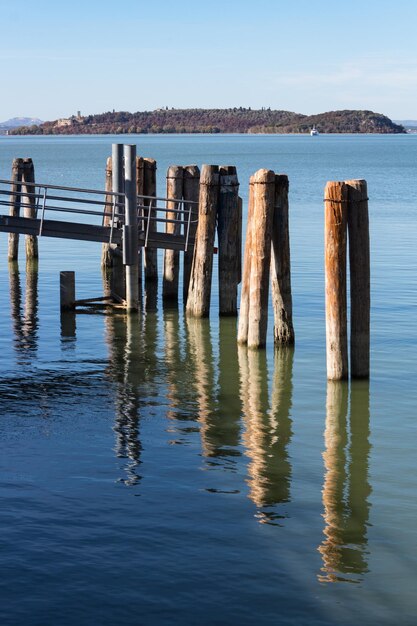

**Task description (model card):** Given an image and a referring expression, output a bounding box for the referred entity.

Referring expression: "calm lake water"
[0,134,416,625]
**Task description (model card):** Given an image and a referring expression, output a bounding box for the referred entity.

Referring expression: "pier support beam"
[324,181,348,380]
[22,158,38,261]
[163,166,184,302]
[186,165,219,318]
[271,174,294,345]
[218,165,240,316]
[238,169,275,349]
[8,158,24,261]
[183,165,200,304]
[346,179,370,379]
[143,158,158,282]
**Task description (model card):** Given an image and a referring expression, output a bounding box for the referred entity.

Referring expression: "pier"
[0,143,370,379]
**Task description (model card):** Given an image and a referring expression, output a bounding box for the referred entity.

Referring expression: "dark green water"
[0,135,416,625]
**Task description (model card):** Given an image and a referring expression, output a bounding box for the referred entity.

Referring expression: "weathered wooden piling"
[101,156,113,269]
[60,271,76,310]
[346,180,370,379]
[237,182,255,345]
[217,166,240,315]
[324,181,348,380]
[183,165,200,303]
[270,174,294,345]
[143,158,158,282]
[163,166,184,301]
[186,165,219,318]
[238,169,275,349]
[8,158,24,261]
[247,170,275,349]
[21,159,38,261]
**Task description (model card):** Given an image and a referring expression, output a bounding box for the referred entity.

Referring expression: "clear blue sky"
[1,0,416,121]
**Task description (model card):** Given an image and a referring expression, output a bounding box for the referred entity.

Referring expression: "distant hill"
[0,117,43,129]
[9,109,405,135]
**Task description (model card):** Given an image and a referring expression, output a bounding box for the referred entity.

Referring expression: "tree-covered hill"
[10,108,405,135]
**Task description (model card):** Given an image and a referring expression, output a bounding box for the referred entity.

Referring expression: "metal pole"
[123,144,139,312]
[112,143,124,199]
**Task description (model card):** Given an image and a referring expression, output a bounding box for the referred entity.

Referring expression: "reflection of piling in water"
[185,317,216,455]
[202,318,241,461]
[9,261,39,358]
[239,346,294,522]
[318,381,371,583]
[163,308,183,422]
[347,382,371,574]
[105,313,142,486]
[23,260,39,352]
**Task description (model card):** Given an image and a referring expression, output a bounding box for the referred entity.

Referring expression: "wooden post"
[325,181,348,380]
[21,158,38,261]
[8,158,24,261]
[143,158,158,282]
[237,196,242,283]
[247,169,275,349]
[136,156,144,284]
[237,181,255,344]
[163,166,184,301]
[60,271,75,310]
[346,179,370,379]
[183,165,200,304]
[218,165,240,316]
[186,165,219,318]
[101,156,113,269]
[270,174,294,345]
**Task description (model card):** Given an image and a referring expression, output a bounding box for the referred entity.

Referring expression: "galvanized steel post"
[123,144,139,312]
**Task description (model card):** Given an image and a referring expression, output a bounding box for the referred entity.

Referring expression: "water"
[0,134,416,625]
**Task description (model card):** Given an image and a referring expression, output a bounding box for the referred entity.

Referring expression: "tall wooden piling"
[101,157,113,269]
[324,181,348,380]
[183,165,200,303]
[21,159,38,261]
[217,166,240,315]
[247,170,275,349]
[270,174,294,345]
[186,165,219,318]
[143,158,158,282]
[238,169,275,349]
[346,180,370,379]
[163,166,184,301]
[8,158,24,261]
[237,182,255,345]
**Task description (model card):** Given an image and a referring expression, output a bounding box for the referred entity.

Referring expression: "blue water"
[0,134,416,625]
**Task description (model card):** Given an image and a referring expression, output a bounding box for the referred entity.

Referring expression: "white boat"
[310,127,319,136]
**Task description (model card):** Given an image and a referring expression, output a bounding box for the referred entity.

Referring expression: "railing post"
[123,144,139,312]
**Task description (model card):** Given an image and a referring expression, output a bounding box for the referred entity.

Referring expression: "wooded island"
[10,108,405,135]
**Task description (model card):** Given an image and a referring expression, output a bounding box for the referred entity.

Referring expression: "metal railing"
[0,178,199,249]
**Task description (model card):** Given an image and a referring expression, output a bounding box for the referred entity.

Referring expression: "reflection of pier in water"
[105,314,143,486]
[318,381,371,583]
[239,346,294,524]
[183,317,242,471]
[9,261,39,360]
